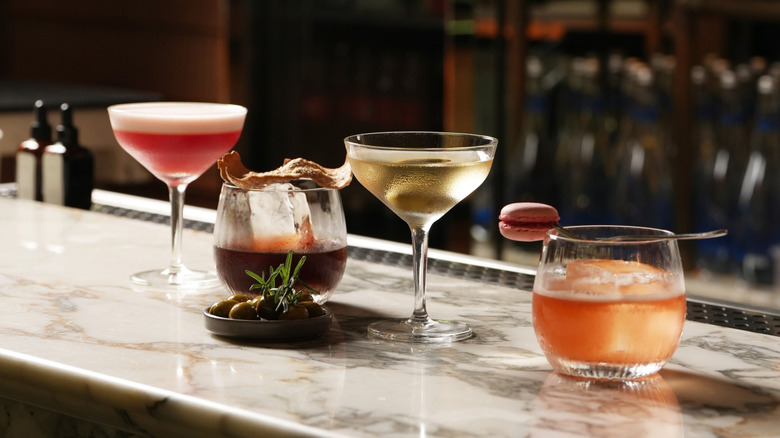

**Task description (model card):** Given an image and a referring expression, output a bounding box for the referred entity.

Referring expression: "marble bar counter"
[1,193,780,437]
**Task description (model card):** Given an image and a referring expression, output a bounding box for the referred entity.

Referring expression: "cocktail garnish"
[245,250,319,313]
[218,150,352,189]
[208,253,326,320]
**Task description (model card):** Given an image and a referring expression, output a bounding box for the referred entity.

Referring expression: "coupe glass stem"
[168,183,187,275]
[410,225,433,325]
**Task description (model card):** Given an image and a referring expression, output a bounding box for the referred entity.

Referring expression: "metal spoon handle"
[602,229,728,242]
[553,226,728,242]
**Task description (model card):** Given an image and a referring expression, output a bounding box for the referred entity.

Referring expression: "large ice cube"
[247,183,313,251]
[564,259,672,297]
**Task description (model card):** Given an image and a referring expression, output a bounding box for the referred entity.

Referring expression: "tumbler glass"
[213,181,347,303]
[533,225,686,380]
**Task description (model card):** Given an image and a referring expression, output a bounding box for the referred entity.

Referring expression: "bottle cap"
[757,75,775,95]
[30,100,52,142]
[57,103,79,147]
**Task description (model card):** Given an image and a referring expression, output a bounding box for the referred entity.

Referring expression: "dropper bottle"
[42,103,94,209]
[16,100,53,201]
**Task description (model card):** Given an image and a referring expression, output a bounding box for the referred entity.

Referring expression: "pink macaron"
[498,202,560,242]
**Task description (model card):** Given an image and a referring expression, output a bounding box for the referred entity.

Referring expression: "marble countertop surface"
[0,196,779,437]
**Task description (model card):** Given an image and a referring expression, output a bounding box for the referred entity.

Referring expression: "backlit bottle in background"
[604,51,624,151]
[691,65,718,268]
[694,69,749,274]
[16,100,53,201]
[505,56,556,205]
[734,75,780,285]
[553,56,583,194]
[557,57,613,225]
[613,66,674,230]
[691,66,717,181]
[651,54,677,161]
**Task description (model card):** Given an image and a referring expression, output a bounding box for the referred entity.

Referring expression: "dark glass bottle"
[505,56,555,205]
[552,56,583,197]
[42,103,94,209]
[734,75,780,284]
[558,58,613,225]
[613,66,675,230]
[16,100,53,201]
[694,70,749,274]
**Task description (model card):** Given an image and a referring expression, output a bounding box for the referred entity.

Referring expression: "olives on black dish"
[208,293,325,321]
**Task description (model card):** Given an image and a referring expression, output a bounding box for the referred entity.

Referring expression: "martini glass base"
[130,266,221,291]
[367,318,473,343]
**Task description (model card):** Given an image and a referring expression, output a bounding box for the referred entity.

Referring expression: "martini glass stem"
[410,225,433,324]
[168,183,188,275]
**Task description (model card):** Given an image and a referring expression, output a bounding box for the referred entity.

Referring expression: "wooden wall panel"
[2,0,231,102]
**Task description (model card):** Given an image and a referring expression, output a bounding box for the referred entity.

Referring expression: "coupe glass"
[345,132,497,342]
[213,181,347,303]
[108,102,247,290]
[533,225,687,380]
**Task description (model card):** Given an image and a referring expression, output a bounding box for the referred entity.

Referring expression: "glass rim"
[221,181,339,193]
[546,225,675,244]
[107,101,247,115]
[344,131,498,151]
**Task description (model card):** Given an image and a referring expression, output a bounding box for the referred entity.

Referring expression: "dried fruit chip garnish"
[217,151,352,189]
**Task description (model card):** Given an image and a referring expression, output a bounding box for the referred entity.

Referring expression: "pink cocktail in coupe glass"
[108,102,247,290]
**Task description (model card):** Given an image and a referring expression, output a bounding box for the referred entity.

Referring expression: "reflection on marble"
[531,373,682,437]
[0,197,779,437]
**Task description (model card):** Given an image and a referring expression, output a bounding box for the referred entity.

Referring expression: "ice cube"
[247,183,313,251]
[565,260,671,297]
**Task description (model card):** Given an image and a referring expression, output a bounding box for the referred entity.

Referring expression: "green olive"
[279,304,309,320]
[228,294,251,303]
[229,302,259,320]
[256,297,279,320]
[209,299,238,318]
[301,301,324,317]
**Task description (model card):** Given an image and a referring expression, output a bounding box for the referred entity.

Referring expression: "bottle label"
[42,152,65,205]
[16,151,37,200]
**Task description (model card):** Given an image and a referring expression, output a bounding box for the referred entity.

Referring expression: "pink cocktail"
[108,102,247,289]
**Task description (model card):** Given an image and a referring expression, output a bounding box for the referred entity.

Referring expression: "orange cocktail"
[532,226,686,380]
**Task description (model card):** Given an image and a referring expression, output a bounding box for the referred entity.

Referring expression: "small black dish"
[203,307,332,340]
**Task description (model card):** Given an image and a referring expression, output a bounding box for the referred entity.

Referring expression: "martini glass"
[345,132,497,342]
[108,102,247,290]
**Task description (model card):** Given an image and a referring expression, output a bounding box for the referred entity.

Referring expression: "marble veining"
[0,198,779,437]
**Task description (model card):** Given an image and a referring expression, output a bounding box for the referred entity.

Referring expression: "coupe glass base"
[130,267,221,291]
[367,318,473,343]
[547,356,667,380]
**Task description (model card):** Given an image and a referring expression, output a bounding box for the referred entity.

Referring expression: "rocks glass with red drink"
[213,180,347,304]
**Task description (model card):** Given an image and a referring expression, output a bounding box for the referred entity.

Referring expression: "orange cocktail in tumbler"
[532,226,686,380]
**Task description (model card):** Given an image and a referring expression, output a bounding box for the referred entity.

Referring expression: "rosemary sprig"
[245,251,319,314]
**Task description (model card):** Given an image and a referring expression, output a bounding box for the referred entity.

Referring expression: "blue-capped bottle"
[734,75,780,285]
